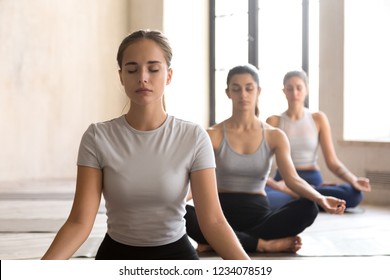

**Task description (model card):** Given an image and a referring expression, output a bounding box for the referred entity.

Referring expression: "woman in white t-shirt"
[41,30,249,260]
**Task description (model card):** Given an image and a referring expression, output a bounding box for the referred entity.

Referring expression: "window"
[211,0,319,124]
[213,0,249,124]
[257,0,303,120]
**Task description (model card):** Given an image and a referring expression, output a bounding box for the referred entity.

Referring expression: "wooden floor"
[1,179,390,260]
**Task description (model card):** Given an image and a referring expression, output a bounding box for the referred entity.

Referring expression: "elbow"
[198,213,227,235]
[324,157,342,172]
[64,217,95,239]
[327,162,341,174]
[203,215,226,229]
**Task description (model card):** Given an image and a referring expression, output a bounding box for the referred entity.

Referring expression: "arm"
[265,115,301,197]
[41,166,103,259]
[315,112,371,192]
[269,127,345,214]
[266,177,300,198]
[190,168,250,260]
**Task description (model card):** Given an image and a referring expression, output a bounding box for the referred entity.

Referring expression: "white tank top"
[279,108,319,167]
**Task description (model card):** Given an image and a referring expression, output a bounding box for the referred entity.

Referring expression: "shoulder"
[206,122,223,137]
[206,122,225,149]
[171,115,198,127]
[82,116,123,138]
[167,117,213,147]
[264,122,286,138]
[265,115,281,127]
[311,110,327,120]
[170,116,205,134]
[263,121,288,150]
[91,116,124,130]
[311,111,330,128]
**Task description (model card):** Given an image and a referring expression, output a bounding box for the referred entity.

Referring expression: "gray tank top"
[215,122,273,193]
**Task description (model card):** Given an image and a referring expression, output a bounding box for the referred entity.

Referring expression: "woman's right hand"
[317,196,346,214]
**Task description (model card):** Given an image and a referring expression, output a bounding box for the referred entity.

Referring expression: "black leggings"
[95,233,199,260]
[185,193,318,253]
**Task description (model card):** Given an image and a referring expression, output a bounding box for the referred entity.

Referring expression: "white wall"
[319,0,390,204]
[0,0,210,183]
[127,0,164,31]
[0,0,129,181]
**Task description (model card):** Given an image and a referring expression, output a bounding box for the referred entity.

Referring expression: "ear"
[118,69,124,85]
[166,68,173,85]
[225,88,231,99]
[257,86,262,97]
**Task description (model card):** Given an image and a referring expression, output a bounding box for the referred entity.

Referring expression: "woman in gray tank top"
[185,64,346,254]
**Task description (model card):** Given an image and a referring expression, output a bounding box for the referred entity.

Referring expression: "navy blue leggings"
[185,193,318,253]
[265,169,363,210]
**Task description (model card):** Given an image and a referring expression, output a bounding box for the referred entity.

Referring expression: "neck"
[286,104,305,120]
[229,111,259,130]
[126,105,167,131]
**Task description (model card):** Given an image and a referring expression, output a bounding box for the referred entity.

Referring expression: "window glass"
[257,0,303,121]
[215,0,248,123]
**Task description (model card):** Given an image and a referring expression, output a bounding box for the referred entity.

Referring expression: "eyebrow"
[124,60,162,66]
[231,82,255,87]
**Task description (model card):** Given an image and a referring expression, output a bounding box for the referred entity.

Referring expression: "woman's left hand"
[352,177,372,192]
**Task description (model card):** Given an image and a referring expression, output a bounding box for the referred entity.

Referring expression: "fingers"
[336,204,346,214]
[325,198,345,214]
[358,177,370,183]
[357,177,372,192]
[322,197,346,214]
[335,199,346,214]
[329,205,344,214]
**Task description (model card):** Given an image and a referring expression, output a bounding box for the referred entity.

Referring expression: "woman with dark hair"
[186,64,346,254]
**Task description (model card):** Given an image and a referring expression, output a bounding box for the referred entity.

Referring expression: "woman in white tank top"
[266,70,371,210]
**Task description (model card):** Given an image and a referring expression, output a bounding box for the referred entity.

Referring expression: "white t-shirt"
[77,115,216,246]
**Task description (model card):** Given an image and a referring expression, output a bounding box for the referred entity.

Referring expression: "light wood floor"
[1,179,389,260]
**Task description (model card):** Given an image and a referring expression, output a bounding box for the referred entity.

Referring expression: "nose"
[240,89,249,97]
[138,69,149,84]
[292,89,300,97]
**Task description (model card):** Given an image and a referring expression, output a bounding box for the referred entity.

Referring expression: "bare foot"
[196,243,213,253]
[257,236,302,253]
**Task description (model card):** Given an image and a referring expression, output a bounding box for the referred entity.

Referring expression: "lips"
[136,88,152,93]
